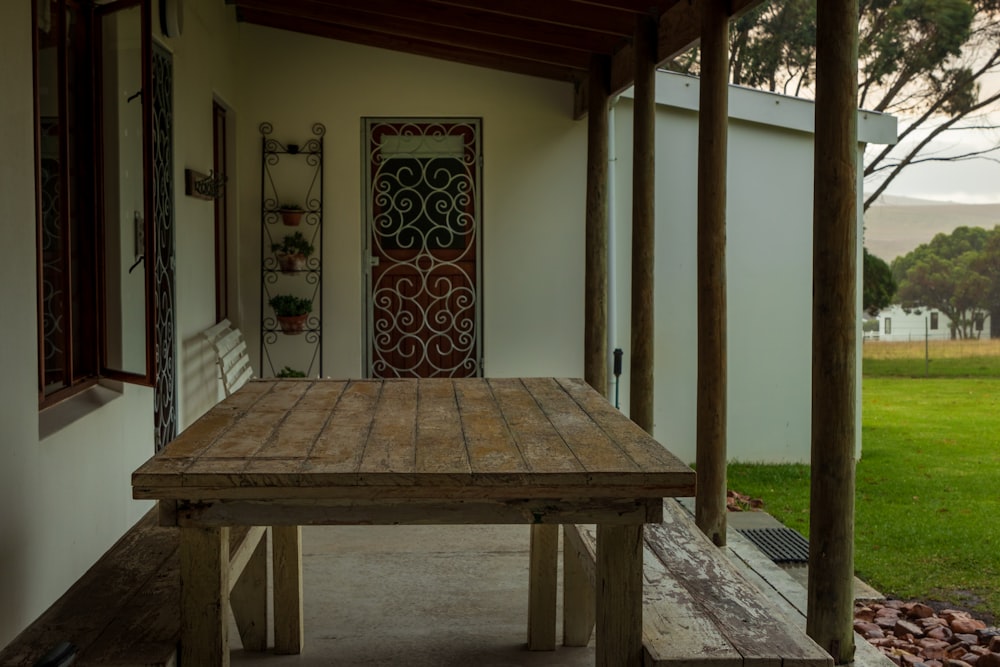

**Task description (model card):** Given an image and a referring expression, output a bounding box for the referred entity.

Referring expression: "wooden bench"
[204,318,253,397]
[562,499,834,667]
[0,507,267,666]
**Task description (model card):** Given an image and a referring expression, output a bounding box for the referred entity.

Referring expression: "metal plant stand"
[259,122,324,379]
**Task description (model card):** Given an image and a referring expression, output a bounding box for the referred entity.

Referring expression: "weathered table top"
[132,377,695,502]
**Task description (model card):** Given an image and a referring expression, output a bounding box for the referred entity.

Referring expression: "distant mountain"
[863,195,1000,261]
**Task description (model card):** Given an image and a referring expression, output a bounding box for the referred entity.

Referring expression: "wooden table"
[132,377,695,667]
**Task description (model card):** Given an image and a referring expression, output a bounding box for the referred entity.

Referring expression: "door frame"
[361,117,483,378]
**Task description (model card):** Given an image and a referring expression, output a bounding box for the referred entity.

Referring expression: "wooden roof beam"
[425,0,639,36]
[239,8,585,82]
[574,0,766,118]
[238,0,624,54]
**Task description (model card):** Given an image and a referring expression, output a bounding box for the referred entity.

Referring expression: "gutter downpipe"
[607,98,620,405]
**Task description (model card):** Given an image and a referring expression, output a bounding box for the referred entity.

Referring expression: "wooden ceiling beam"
[426,0,639,36]
[238,4,594,70]
[606,0,766,98]
[254,0,626,53]
[238,8,586,82]
[569,0,670,13]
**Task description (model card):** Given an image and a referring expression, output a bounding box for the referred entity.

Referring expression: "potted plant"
[269,294,312,335]
[276,366,307,378]
[271,231,314,273]
[278,203,305,226]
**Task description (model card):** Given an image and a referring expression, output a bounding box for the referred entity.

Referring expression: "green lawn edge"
[728,376,1000,620]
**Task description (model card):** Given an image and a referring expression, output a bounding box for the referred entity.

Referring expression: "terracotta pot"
[276,314,308,335]
[277,253,307,273]
[279,209,304,226]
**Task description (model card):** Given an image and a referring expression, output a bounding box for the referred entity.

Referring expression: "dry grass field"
[863,338,1000,377]
[863,338,1000,360]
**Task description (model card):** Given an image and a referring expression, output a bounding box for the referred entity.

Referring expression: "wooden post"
[630,14,657,434]
[273,525,304,654]
[527,524,558,650]
[585,54,611,398]
[807,2,859,664]
[596,524,643,667]
[180,526,230,667]
[695,0,730,548]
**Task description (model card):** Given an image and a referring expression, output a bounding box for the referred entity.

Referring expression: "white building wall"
[235,28,588,381]
[0,1,241,646]
[611,73,893,464]
[170,1,244,428]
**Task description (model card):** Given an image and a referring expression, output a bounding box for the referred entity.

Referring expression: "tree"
[891,225,999,338]
[863,248,897,315]
[667,0,1000,212]
[969,227,1000,337]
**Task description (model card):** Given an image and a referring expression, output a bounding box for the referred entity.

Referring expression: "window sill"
[39,379,125,441]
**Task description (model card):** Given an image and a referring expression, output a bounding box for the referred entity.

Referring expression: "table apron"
[172,497,665,527]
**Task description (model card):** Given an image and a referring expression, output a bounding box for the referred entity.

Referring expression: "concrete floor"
[228,508,882,666]
[230,524,595,666]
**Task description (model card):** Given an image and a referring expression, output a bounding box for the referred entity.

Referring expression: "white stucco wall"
[0,3,150,646]
[0,1,241,647]
[234,28,588,381]
[610,73,894,464]
[167,1,243,428]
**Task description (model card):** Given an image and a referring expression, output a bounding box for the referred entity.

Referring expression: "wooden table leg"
[562,526,595,647]
[273,525,304,654]
[596,524,643,667]
[180,526,231,667]
[230,528,268,651]
[527,524,558,650]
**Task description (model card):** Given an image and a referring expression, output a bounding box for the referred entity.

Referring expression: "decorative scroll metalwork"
[259,122,324,379]
[152,43,177,453]
[365,119,481,378]
[40,146,65,393]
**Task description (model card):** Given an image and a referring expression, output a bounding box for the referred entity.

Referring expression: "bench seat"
[563,499,834,667]
[203,318,253,397]
[0,507,266,666]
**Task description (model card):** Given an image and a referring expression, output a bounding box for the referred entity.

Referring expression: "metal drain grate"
[738,527,810,564]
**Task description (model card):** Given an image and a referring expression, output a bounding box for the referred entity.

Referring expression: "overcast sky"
[869,126,1000,204]
[867,72,1000,205]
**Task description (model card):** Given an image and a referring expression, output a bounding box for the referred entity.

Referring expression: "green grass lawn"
[729,376,1000,620]
[863,356,1000,377]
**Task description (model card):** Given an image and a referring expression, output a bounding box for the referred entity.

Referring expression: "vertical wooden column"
[574,59,608,650]
[695,0,730,547]
[180,526,231,667]
[630,14,658,434]
[807,2,859,664]
[585,54,611,398]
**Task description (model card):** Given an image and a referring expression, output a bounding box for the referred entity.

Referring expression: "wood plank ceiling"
[231,0,763,115]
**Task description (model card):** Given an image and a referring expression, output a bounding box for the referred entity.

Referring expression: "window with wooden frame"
[34,0,155,408]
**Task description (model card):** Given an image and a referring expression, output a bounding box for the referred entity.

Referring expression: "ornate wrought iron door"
[152,42,176,452]
[364,119,481,378]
